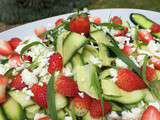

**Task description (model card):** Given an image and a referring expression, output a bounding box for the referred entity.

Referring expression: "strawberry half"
[71,94,92,116]
[145,66,156,81]
[110,16,122,25]
[89,99,112,118]
[8,53,23,67]
[151,57,160,70]
[38,116,51,120]
[116,68,146,91]
[151,23,160,33]
[31,83,47,108]
[55,18,63,27]
[55,75,78,97]
[138,30,154,44]
[10,74,27,90]
[48,53,63,74]
[23,55,32,62]
[122,44,132,56]
[69,13,90,34]
[34,26,47,40]
[0,75,8,103]
[8,37,22,50]
[114,26,128,36]
[141,105,160,120]
[0,40,12,56]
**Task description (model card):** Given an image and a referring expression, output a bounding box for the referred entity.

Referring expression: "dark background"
[0,0,159,32]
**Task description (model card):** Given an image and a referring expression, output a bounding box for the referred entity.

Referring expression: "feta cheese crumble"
[63,67,73,77]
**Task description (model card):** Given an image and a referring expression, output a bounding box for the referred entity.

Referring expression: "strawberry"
[31,83,47,108]
[8,53,23,67]
[55,75,78,97]
[116,68,146,91]
[10,74,27,90]
[151,57,160,70]
[110,16,122,25]
[141,105,160,120]
[114,26,128,36]
[71,94,92,116]
[89,99,112,118]
[0,75,8,103]
[34,26,47,39]
[23,55,32,62]
[93,17,101,25]
[8,37,22,50]
[55,18,63,27]
[69,13,90,34]
[138,30,154,44]
[48,53,63,74]
[151,23,160,33]
[122,44,132,56]
[38,116,51,120]
[145,66,156,81]
[0,40,12,56]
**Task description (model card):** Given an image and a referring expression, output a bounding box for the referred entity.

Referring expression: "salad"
[0,11,160,120]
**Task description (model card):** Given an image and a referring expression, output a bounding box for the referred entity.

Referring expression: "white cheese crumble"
[107,111,121,120]
[89,56,102,67]
[22,87,34,97]
[34,113,47,120]
[63,67,73,77]
[65,116,73,120]
[78,92,84,98]
[0,64,9,75]
[21,69,38,87]
[149,101,160,110]
[109,68,118,82]
[115,58,128,68]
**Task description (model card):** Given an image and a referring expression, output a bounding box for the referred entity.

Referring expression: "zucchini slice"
[130,13,160,38]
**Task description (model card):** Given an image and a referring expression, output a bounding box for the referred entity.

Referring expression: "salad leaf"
[20,41,44,60]
[47,73,57,120]
[100,23,124,30]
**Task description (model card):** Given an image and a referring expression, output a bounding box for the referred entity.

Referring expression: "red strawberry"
[151,23,160,33]
[89,99,112,118]
[71,94,92,116]
[138,30,154,44]
[114,26,128,36]
[23,55,32,62]
[0,75,8,103]
[69,13,90,34]
[8,53,23,67]
[48,53,63,74]
[8,37,22,50]
[31,83,47,108]
[122,44,132,56]
[0,40,12,56]
[55,18,63,27]
[55,75,78,97]
[151,57,160,70]
[145,66,156,81]
[110,16,122,25]
[34,26,47,38]
[116,68,146,91]
[10,74,27,90]
[141,105,160,120]
[39,116,51,120]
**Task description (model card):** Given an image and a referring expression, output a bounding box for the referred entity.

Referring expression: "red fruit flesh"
[151,23,160,33]
[110,16,122,25]
[31,83,47,108]
[122,45,132,56]
[69,15,90,34]
[38,116,51,120]
[0,40,13,56]
[0,75,8,103]
[145,66,156,81]
[151,57,160,70]
[55,75,78,97]
[138,30,154,44]
[23,55,32,62]
[116,68,146,91]
[55,18,63,27]
[10,74,27,90]
[8,37,22,50]
[34,26,47,38]
[48,53,63,74]
[141,106,160,120]
[8,53,23,67]
[89,99,112,118]
[114,26,128,36]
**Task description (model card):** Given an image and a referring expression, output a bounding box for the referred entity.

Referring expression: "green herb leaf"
[4,68,14,77]
[20,41,44,60]
[0,59,8,64]
[47,73,57,120]
[101,95,105,116]
[108,46,141,76]
[71,102,76,120]
[100,23,124,30]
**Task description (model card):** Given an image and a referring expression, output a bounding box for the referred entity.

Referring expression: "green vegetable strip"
[20,41,44,60]
[4,68,14,77]
[100,23,124,30]
[101,95,105,117]
[47,73,57,120]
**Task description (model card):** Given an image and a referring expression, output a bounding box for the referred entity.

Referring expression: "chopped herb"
[99,22,124,30]
[0,59,8,64]
[4,68,14,77]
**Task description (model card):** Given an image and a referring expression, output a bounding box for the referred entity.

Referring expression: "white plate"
[0,8,160,40]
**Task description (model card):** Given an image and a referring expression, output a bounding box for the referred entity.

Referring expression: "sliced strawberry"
[0,75,8,103]
[114,26,128,36]
[138,30,154,44]
[34,26,47,38]
[89,99,112,118]
[38,116,51,120]
[151,57,160,70]
[48,53,63,74]
[145,66,156,81]
[55,18,63,27]
[8,53,23,67]
[151,23,160,33]
[55,75,78,97]
[69,13,90,34]
[122,44,132,56]
[8,37,22,50]
[23,55,32,62]
[10,74,27,90]
[141,105,160,120]
[110,16,122,25]
[31,83,47,108]
[71,94,92,116]
[0,40,12,56]
[116,68,146,91]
